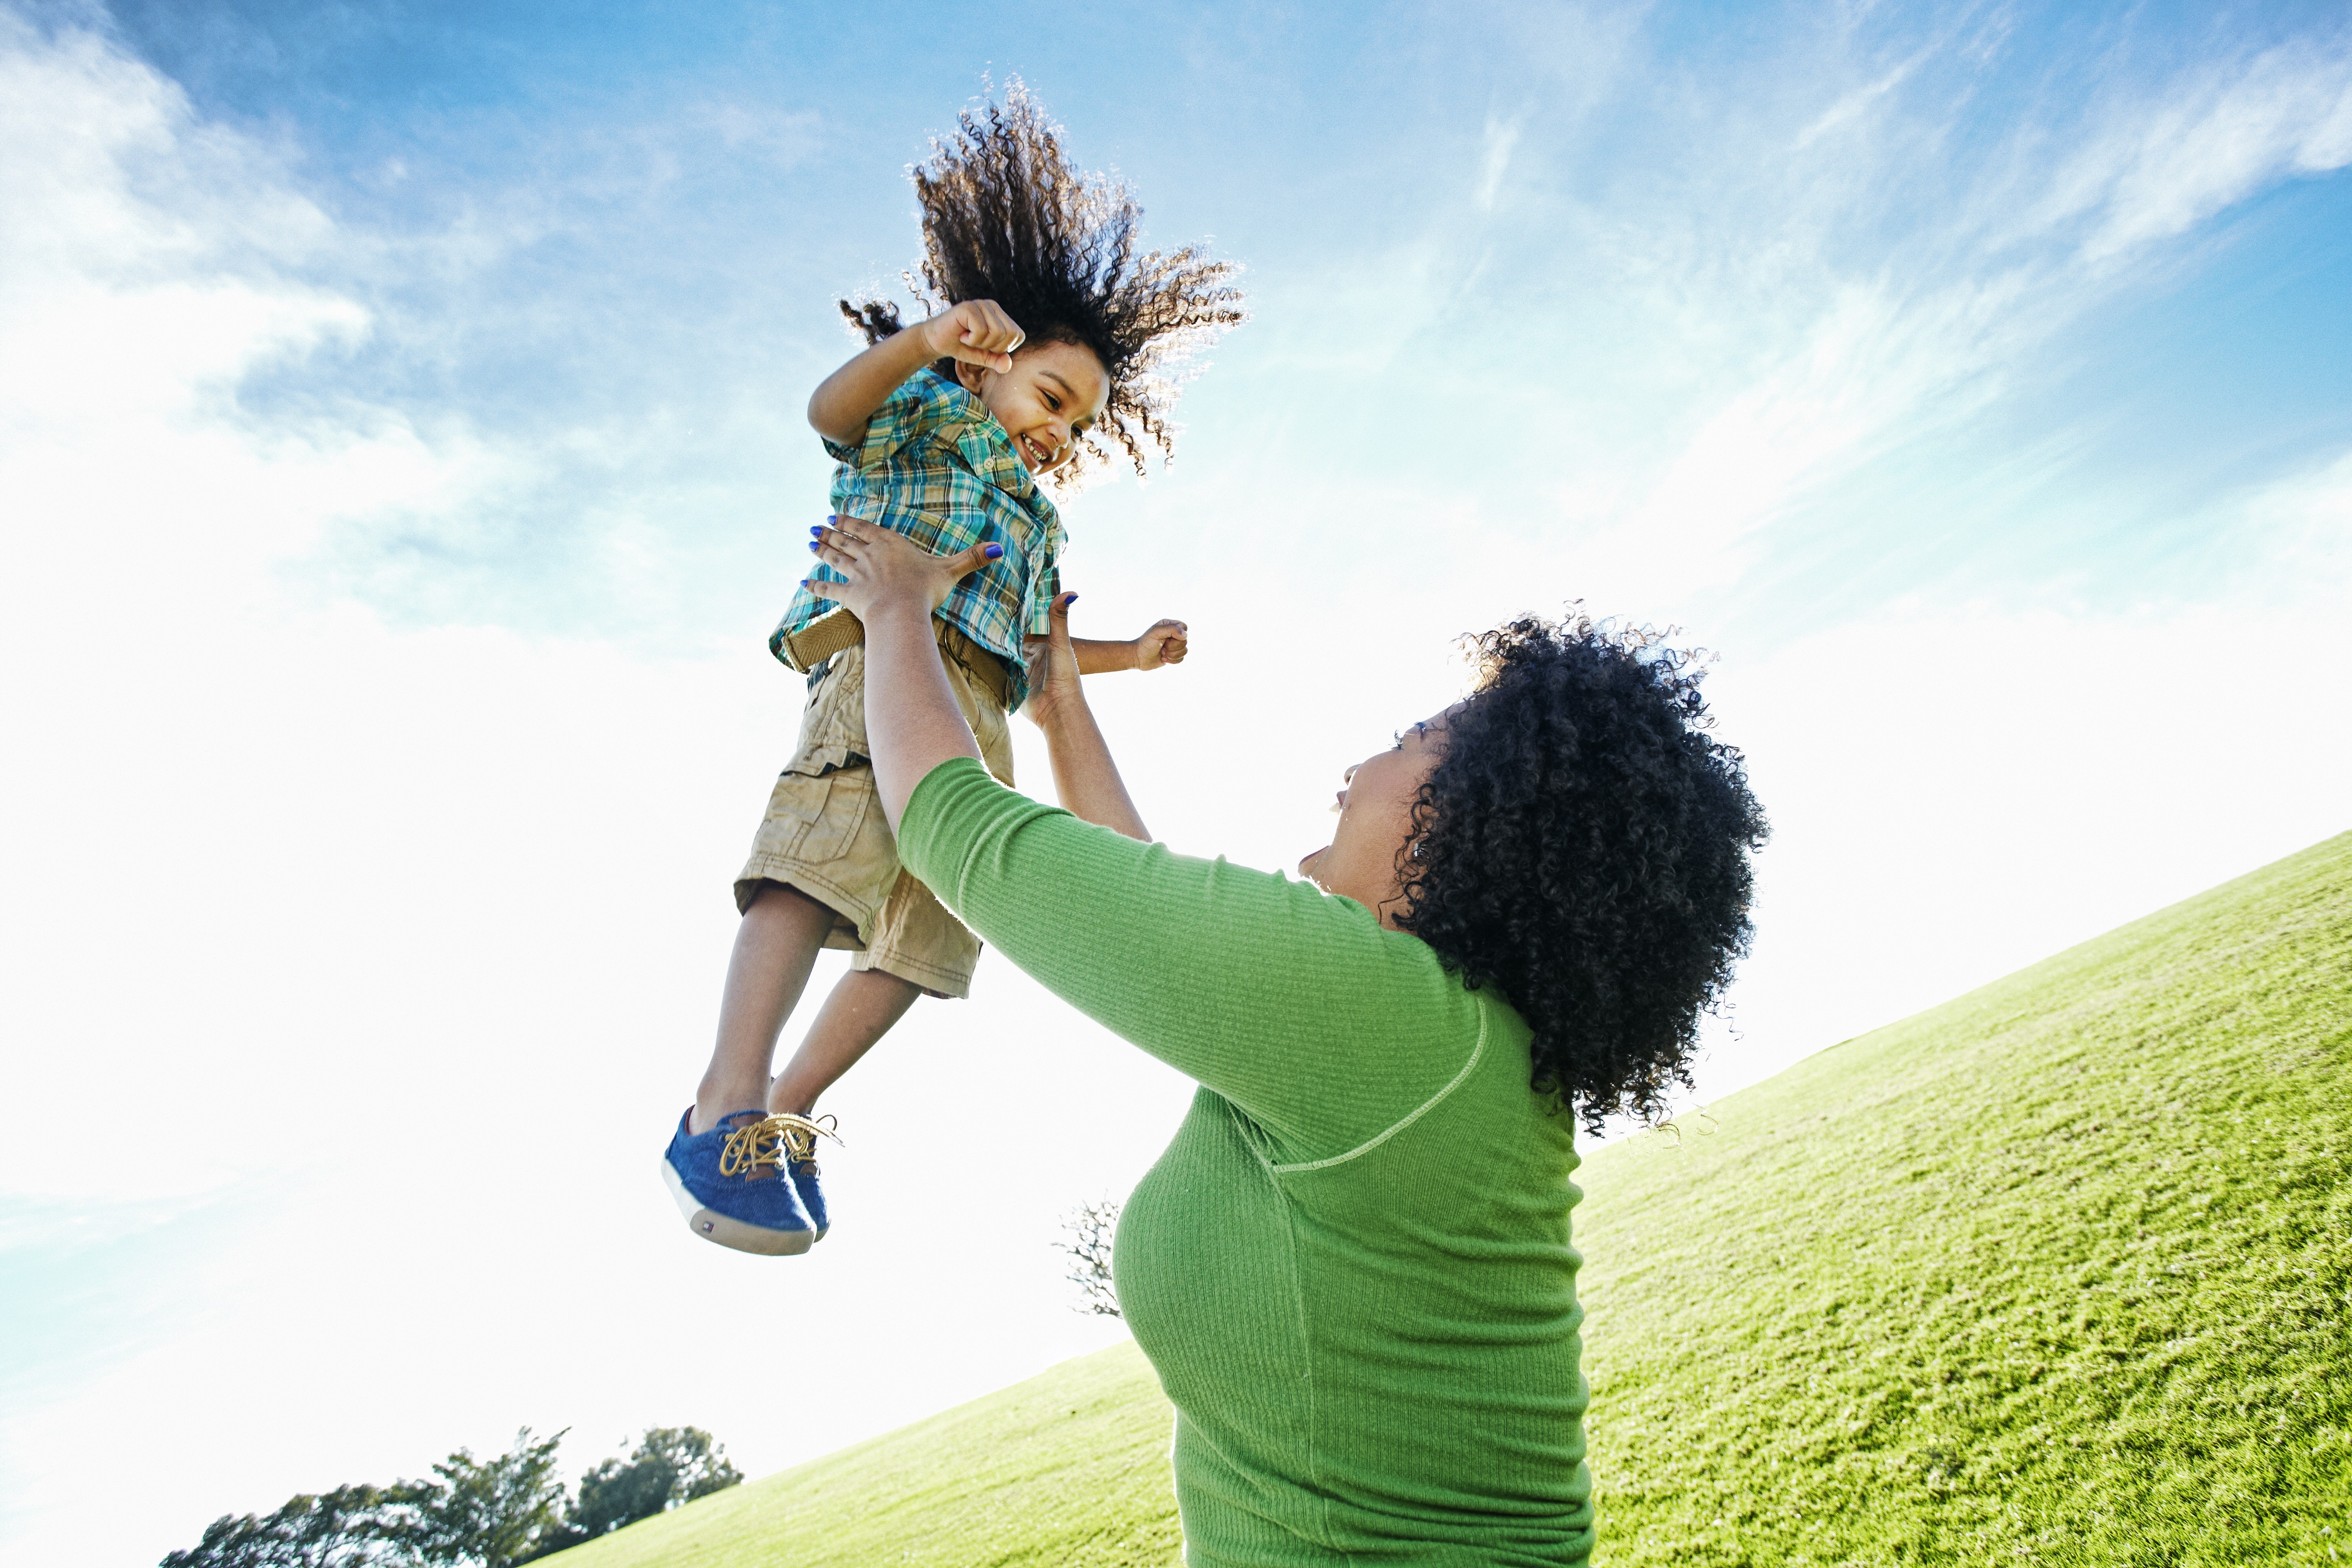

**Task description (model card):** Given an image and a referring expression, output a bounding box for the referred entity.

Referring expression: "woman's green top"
[901,758,1593,1567]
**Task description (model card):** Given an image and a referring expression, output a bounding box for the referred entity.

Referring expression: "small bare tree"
[1055,1198,1123,1318]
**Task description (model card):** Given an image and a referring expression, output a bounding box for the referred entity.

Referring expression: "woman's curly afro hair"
[840,83,1244,486]
[1394,612,1770,1135]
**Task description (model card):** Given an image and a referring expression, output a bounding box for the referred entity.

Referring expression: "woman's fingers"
[808,515,877,567]
[810,517,1001,585]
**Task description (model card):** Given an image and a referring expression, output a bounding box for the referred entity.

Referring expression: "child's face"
[955,339,1110,477]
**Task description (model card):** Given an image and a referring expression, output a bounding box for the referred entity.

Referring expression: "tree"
[163,1426,744,1568]
[405,1429,570,1568]
[1055,1198,1123,1318]
[161,1483,426,1568]
[542,1427,744,1553]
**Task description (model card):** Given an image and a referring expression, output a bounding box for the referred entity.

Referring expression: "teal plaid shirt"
[772,367,1065,710]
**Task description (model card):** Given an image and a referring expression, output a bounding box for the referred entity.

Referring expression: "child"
[662,86,1243,1255]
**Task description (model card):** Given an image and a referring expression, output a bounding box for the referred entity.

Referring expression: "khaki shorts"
[735,620,1017,999]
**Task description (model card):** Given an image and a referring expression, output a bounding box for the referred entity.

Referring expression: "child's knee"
[743,878,832,923]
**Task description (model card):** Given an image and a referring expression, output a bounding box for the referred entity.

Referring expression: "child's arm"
[1071,619,1188,675]
[807,300,1026,446]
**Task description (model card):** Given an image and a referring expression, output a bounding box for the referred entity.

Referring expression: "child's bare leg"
[768,968,923,1115]
[692,881,837,1134]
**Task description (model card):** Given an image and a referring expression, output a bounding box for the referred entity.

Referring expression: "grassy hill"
[556,1338,1177,1568]
[567,834,2351,1567]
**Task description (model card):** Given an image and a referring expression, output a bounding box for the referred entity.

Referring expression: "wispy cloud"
[1476,111,1522,210]
[2045,35,2352,260]
[1792,55,1923,150]
[1510,13,2352,609]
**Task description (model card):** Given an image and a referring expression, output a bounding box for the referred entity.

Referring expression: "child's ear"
[953,359,990,395]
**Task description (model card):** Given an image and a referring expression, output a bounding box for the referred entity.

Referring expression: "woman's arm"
[807,300,1025,447]
[1022,594,1149,842]
[899,760,1482,1160]
[805,524,1150,840]
[802,517,989,829]
[808,520,1481,1161]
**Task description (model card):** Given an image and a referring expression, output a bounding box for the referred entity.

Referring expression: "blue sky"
[3,1,2348,1562]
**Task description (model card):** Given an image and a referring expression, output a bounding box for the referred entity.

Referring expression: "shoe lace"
[719,1112,843,1178]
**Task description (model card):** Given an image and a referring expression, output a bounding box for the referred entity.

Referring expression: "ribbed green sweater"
[901,759,1593,1567]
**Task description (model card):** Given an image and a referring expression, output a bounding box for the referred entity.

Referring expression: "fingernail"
[984,543,1004,559]
[1066,593,1079,604]
[810,525,825,536]
[807,541,819,551]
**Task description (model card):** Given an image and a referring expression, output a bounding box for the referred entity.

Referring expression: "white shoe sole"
[661,1157,816,1256]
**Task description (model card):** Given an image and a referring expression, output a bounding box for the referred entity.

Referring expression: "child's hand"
[920,300,1025,376]
[1133,619,1189,670]
[805,514,999,621]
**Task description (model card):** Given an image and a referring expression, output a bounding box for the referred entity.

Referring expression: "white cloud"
[1476,112,1522,210]
[1792,55,1922,150]
[2046,35,2352,260]
[1515,19,2352,611]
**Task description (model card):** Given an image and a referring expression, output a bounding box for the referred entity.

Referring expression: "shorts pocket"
[770,765,875,869]
[785,647,869,778]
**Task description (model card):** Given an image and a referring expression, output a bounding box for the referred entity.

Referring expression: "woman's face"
[1297,710,1453,927]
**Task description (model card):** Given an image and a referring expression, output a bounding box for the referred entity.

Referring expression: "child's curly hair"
[841,83,1245,486]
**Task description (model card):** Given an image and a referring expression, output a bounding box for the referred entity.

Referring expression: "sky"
[1,0,2347,1560]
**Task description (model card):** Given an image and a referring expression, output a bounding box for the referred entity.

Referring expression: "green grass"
[556,1338,1177,1568]
[571,834,2352,1567]
[1575,833,2352,1565]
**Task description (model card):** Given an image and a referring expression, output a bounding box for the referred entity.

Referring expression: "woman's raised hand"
[804,515,1001,622]
[1020,590,1083,727]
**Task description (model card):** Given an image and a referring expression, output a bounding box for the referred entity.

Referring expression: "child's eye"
[1045,393,1062,410]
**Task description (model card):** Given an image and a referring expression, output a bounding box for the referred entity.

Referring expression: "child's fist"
[923,300,1025,374]
[1134,619,1189,670]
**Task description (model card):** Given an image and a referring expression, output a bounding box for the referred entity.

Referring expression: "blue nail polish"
[984,543,1004,559]
[1066,593,1079,604]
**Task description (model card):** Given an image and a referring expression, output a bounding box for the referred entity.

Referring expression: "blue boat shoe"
[782,1113,841,1242]
[660,1108,822,1255]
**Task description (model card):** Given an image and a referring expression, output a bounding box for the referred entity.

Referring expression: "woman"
[804,520,1767,1567]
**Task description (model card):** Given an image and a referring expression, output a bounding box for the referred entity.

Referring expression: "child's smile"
[957,337,1111,478]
